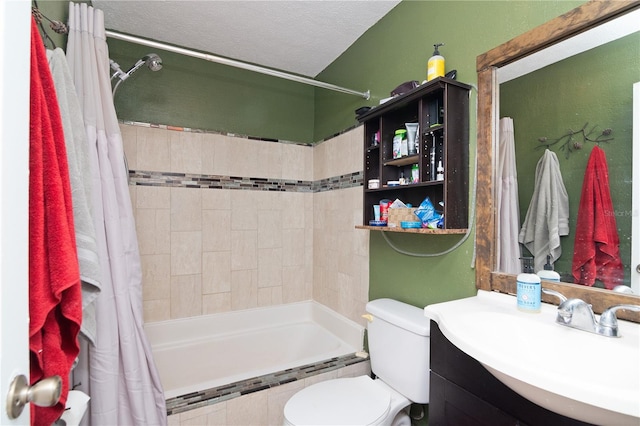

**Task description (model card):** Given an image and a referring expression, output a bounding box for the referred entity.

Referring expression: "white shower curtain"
[497,117,522,274]
[66,3,167,424]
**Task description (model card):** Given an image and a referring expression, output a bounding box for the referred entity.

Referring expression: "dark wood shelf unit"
[359,77,470,233]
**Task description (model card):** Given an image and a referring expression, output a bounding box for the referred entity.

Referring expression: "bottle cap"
[544,255,554,270]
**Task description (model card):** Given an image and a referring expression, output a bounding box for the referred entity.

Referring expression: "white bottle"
[517,257,541,313]
[400,134,409,157]
[537,255,560,282]
[436,161,444,181]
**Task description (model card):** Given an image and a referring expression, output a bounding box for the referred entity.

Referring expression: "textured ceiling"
[92,0,401,77]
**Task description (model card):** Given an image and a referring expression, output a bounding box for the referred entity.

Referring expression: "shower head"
[111,53,163,96]
[125,53,163,76]
[143,53,163,72]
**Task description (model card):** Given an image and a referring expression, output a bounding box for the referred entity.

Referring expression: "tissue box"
[387,207,418,227]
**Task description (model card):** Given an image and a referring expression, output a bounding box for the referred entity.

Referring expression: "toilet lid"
[284,376,391,425]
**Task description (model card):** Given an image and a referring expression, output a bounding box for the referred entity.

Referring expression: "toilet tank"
[366,298,431,404]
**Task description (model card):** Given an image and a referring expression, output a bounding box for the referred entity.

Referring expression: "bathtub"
[144,301,365,400]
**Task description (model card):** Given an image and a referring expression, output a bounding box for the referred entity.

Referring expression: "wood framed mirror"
[475,0,640,322]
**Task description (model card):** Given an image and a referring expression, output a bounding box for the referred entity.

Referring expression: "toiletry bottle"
[436,161,444,181]
[427,43,445,81]
[405,123,418,155]
[517,257,541,313]
[393,130,403,159]
[537,255,561,282]
[379,199,391,223]
[411,163,419,183]
[400,129,408,157]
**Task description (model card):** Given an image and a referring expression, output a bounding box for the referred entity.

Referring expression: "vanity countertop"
[424,290,640,425]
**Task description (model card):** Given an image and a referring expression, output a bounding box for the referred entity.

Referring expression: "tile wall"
[121,123,369,325]
[312,129,370,323]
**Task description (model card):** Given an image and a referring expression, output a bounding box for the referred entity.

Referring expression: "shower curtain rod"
[105,30,370,100]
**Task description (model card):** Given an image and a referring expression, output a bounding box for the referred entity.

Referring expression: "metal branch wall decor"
[536,123,613,158]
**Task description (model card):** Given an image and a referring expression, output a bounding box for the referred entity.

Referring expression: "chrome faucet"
[598,304,640,337]
[557,298,599,333]
[541,288,640,338]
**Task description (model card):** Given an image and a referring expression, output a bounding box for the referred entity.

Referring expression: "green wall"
[500,33,639,287]
[313,1,584,142]
[314,1,583,308]
[108,40,316,143]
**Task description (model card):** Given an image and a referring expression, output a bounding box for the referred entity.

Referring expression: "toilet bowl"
[283,299,430,426]
[283,375,411,426]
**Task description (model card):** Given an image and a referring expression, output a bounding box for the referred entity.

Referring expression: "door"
[1,0,31,424]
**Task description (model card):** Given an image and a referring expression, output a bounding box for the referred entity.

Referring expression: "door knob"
[5,374,62,419]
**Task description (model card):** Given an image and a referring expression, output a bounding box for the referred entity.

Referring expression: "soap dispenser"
[427,43,445,81]
[537,255,561,282]
[517,257,541,313]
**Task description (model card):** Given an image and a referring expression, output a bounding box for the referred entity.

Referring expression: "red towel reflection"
[571,146,624,289]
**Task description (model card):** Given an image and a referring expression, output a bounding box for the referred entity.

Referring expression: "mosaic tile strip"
[314,171,362,193]
[129,170,363,193]
[165,353,369,416]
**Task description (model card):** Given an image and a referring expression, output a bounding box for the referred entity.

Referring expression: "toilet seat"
[283,376,392,425]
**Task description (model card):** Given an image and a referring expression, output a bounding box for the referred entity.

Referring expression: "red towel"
[29,17,82,426]
[571,146,624,289]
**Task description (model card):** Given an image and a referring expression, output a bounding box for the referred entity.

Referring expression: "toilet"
[283,298,431,426]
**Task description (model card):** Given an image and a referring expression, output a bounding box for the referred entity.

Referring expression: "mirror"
[500,35,637,290]
[475,1,640,321]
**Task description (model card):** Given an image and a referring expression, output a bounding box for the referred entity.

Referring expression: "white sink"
[424,290,640,425]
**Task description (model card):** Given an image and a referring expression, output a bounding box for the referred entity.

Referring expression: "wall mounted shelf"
[358,77,471,234]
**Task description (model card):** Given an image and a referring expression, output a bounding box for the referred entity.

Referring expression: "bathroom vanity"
[425,290,640,426]
[429,322,591,426]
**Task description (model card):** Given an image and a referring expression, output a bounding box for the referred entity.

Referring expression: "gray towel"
[519,149,570,272]
[48,48,102,345]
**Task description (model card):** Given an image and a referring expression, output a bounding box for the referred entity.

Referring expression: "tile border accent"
[129,170,363,193]
[165,353,369,416]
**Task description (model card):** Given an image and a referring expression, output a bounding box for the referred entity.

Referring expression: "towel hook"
[32,0,68,49]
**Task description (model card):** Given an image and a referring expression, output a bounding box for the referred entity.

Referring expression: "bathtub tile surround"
[122,122,369,326]
[166,357,371,425]
[125,122,369,423]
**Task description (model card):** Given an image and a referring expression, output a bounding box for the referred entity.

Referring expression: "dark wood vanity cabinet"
[429,321,594,426]
[357,78,470,233]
